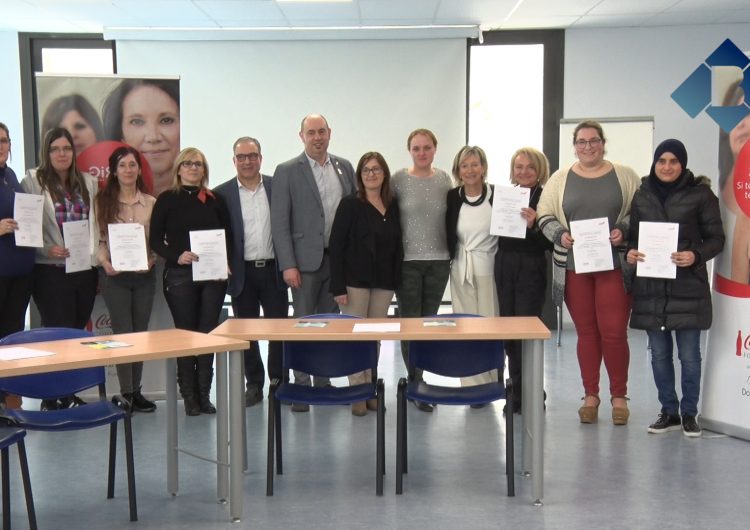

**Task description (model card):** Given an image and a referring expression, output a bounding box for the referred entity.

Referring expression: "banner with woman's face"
[35,74,180,196]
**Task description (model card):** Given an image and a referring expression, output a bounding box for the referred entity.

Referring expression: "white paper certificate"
[570,217,613,274]
[490,185,530,238]
[636,221,679,279]
[13,193,44,248]
[62,219,91,273]
[189,229,228,281]
[108,223,149,271]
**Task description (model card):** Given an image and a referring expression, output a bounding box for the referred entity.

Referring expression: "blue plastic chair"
[267,314,385,496]
[0,426,36,530]
[0,328,137,522]
[395,314,515,496]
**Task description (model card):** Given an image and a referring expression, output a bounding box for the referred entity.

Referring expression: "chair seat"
[405,380,506,406]
[0,426,26,449]
[4,401,126,432]
[276,382,376,406]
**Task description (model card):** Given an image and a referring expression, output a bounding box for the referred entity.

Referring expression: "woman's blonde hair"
[171,147,209,190]
[509,147,550,186]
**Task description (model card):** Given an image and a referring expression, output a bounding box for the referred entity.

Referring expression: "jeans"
[647,328,702,417]
[102,270,156,393]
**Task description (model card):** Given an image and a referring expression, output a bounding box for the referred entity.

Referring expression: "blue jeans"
[647,329,702,417]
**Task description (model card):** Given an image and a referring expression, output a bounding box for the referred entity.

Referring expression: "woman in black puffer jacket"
[626,138,724,438]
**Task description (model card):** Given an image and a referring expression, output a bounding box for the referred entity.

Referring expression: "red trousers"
[565,268,631,397]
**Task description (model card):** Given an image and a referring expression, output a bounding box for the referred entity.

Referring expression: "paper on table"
[62,219,91,273]
[352,322,401,333]
[636,221,679,279]
[108,223,149,271]
[294,321,328,328]
[490,185,530,238]
[570,217,613,274]
[423,319,456,327]
[189,229,228,281]
[13,192,44,248]
[0,346,56,361]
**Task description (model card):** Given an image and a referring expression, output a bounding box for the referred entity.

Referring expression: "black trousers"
[231,260,289,389]
[495,250,547,400]
[32,265,97,329]
[0,272,33,339]
[163,267,227,397]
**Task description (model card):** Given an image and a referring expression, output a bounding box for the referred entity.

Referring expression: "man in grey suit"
[271,114,356,409]
[214,137,289,407]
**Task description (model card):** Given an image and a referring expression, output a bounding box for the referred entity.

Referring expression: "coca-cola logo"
[95,314,112,330]
[745,334,750,350]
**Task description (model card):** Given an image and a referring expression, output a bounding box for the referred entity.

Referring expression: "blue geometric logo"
[671,38,750,133]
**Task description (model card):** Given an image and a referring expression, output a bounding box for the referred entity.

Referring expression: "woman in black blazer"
[329,152,403,416]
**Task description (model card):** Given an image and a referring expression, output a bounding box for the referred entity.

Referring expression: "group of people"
[0,113,729,436]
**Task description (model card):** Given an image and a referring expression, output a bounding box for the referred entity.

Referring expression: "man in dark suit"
[214,136,289,407]
[270,114,356,407]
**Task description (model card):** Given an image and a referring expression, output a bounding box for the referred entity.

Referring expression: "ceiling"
[3,0,750,37]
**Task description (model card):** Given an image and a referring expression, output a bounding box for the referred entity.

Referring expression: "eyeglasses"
[362,167,383,176]
[0,138,10,145]
[49,146,73,154]
[235,153,260,163]
[181,160,204,168]
[574,138,603,149]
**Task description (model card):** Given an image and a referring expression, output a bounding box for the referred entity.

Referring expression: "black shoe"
[184,396,201,416]
[412,400,434,413]
[131,390,157,413]
[470,403,488,409]
[291,402,310,412]
[682,415,702,438]
[40,399,58,411]
[199,395,216,414]
[245,387,264,407]
[647,412,682,434]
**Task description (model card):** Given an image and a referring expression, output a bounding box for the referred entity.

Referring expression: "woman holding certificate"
[537,120,640,425]
[150,147,231,416]
[445,146,498,392]
[495,147,552,413]
[96,145,157,413]
[21,127,99,410]
[392,129,452,413]
[625,139,724,437]
[0,123,35,340]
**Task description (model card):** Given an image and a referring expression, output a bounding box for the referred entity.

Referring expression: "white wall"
[116,39,467,186]
[0,31,25,175]
[564,24,750,181]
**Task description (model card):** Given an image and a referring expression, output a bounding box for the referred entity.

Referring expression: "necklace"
[459,184,487,206]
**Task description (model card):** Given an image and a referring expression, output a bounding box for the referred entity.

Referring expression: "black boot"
[196,354,216,414]
[131,388,157,413]
[178,356,200,416]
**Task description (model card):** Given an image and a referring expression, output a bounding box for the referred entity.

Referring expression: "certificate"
[570,217,613,274]
[62,219,91,273]
[108,223,149,271]
[636,221,679,279]
[189,229,228,281]
[490,185,530,239]
[13,192,44,248]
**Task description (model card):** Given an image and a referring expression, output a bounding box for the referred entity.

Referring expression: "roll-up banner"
[35,74,181,399]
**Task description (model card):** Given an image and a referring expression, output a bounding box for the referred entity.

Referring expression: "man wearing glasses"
[214,137,289,407]
[270,114,356,410]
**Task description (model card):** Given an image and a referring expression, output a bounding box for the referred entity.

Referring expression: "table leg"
[229,349,244,522]
[521,345,532,477]
[529,338,544,505]
[216,351,229,503]
[166,357,178,496]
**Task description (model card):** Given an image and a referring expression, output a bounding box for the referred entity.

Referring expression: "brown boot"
[351,401,367,416]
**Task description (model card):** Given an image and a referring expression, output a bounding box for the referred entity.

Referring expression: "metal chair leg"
[396,379,405,494]
[107,422,117,499]
[2,447,10,530]
[505,380,515,497]
[123,416,138,521]
[376,381,384,496]
[266,389,275,496]
[17,440,37,530]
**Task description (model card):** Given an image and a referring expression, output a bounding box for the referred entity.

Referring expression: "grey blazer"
[214,175,279,297]
[270,152,356,273]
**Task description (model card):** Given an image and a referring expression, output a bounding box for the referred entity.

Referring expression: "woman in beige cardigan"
[537,120,639,426]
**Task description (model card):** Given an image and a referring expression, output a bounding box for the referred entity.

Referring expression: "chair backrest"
[283,314,378,379]
[0,328,104,399]
[408,314,505,378]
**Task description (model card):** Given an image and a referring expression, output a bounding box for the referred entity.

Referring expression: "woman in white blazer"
[21,127,99,410]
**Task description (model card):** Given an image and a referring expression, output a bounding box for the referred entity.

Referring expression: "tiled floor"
[4,330,747,529]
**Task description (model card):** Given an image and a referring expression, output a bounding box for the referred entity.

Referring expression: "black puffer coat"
[626,170,724,330]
